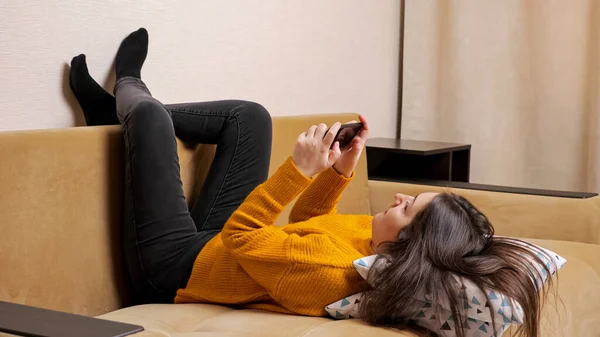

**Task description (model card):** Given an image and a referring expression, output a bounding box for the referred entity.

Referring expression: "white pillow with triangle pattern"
[325,240,566,337]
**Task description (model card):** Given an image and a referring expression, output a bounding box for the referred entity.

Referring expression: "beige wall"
[0,1,400,136]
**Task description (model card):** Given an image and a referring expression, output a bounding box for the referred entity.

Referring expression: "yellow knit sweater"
[175,157,374,316]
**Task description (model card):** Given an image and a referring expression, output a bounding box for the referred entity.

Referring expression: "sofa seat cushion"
[98,239,600,337]
[97,304,418,337]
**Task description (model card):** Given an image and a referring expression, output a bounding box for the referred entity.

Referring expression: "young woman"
[71,28,550,337]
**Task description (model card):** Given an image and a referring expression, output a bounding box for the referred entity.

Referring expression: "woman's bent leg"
[116,77,199,302]
[116,78,272,300]
[166,100,272,232]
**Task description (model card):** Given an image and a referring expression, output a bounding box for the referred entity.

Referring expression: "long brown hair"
[360,193,555,337]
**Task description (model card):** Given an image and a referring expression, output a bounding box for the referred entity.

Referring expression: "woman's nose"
[395,193,406,205]
[395,193,410,205]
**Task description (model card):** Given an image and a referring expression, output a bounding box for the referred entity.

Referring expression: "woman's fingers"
[307,125,318,138]
[358,114,369,139]
[315,123,328,139]
[292,122,345,177]
[358,115,369,129]
[323,122,341,147]
[329,141,342,163]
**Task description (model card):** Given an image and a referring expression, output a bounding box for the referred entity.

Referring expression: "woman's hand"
[292,122,342,177]
[333,115,370,177]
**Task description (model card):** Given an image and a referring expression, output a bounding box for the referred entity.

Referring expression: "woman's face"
[371,192,439,252]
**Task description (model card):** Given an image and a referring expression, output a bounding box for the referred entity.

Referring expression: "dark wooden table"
[366,138,471,182]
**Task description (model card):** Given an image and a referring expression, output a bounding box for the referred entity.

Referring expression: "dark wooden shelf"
[366,138,471,183]
[367,138,471,156]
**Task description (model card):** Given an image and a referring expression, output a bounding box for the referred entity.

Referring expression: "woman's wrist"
[332,164,352,178]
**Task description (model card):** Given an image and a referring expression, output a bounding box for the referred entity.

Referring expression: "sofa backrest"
[369,180,600,245]
[0,113,369,317]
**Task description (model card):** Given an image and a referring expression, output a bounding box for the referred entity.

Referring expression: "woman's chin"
[372,212,383,223]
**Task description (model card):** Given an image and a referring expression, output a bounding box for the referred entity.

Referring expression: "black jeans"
[115,77,272,303]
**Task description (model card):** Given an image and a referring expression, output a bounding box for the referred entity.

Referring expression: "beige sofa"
[1,113,600,337]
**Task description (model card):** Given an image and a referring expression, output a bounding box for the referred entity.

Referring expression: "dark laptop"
[0,301,144,337]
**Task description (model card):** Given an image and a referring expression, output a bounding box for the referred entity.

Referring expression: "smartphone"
[328,122,363,149]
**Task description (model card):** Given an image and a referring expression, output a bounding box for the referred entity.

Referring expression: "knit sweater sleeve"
[220,157,313,294]
[288,167,353,223]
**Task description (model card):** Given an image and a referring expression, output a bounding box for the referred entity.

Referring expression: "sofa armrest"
[368,180,600,245]
[525,239,600,336]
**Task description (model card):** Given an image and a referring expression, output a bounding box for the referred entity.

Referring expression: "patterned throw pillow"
[325,241,566,337]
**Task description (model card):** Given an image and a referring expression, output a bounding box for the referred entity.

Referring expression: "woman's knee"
[125,99,172,129]
[234,101,272,130]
